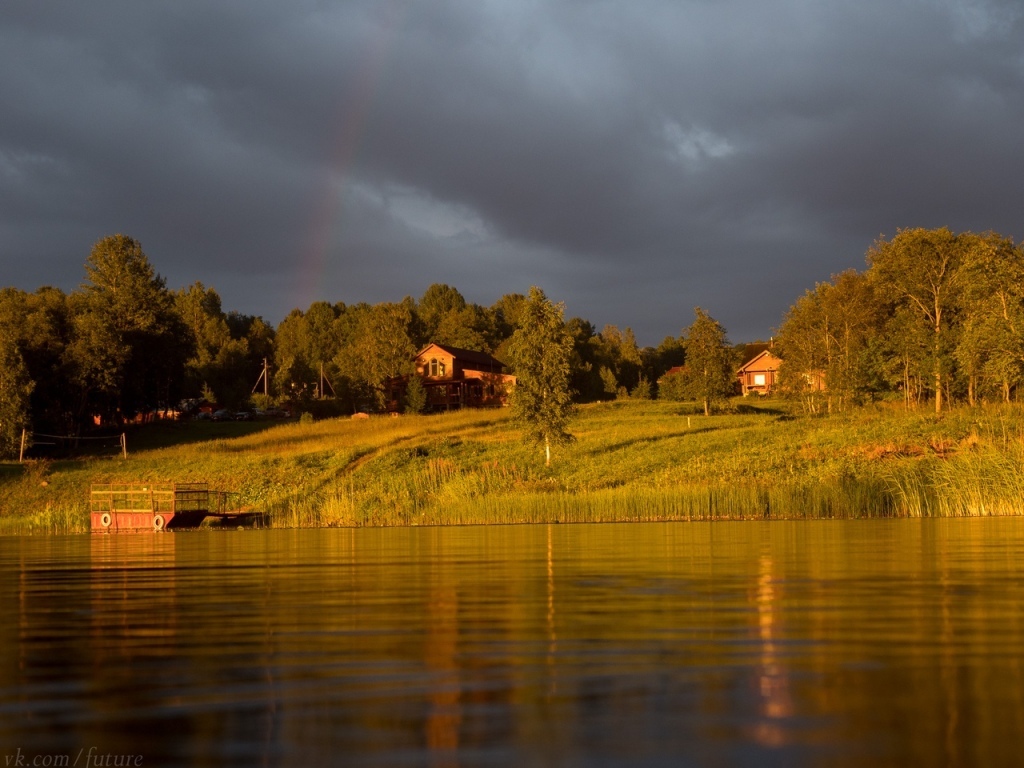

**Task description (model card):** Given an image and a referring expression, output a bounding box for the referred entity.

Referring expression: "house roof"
[416,343,506,369]
[739,342,773,366]
[658,365,687,382]
[737,349,782,374]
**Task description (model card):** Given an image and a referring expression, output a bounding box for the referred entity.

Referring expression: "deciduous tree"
[868,228,965,413]
[955,232,1024,403]
[683,308,732,416]
[335,302,415,410]
[506,287,575,466]
[590,325,643,394]
[0,326,33,458]
[175,282,235,401]
[404,375,428,414]
[657,368,688,401]
[777,270,881,413]
[0,287,75,434]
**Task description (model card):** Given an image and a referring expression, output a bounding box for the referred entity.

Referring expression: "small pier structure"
[90,483,260,532]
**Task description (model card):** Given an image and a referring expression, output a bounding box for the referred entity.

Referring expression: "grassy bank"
[3,399,1024,534]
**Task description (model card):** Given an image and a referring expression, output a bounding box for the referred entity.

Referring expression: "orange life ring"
[153,514,165,531]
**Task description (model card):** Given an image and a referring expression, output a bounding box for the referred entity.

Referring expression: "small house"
[737,349,782,395]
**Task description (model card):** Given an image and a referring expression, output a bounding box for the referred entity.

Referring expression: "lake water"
[2,519,1023,767]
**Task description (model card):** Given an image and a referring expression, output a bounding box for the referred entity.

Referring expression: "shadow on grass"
[730,402,791,417]
[123,420,285,451]
[0,463,26,482]
[585,426,721,457]
[21,420,290,460]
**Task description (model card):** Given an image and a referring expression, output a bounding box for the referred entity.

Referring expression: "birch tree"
[956,232,1024,403]
[506,286,575,466]
[867,228,965,413]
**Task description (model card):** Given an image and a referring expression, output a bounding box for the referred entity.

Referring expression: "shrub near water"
[3,400,1024,533]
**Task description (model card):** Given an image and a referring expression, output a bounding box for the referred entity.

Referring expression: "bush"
[404,377,428,414]
[658,371,687,401]
[631,376,652,400]
[251,393,275,411]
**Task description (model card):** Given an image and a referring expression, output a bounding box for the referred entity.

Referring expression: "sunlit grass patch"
[4,400,1024,533]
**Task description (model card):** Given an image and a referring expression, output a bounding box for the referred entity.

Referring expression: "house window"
[428,358,446,377]
[753,373,766,387]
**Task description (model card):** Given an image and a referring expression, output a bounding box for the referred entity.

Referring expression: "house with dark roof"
[389,343,516,411]
[659,365,686,380]
[737,348,782,395]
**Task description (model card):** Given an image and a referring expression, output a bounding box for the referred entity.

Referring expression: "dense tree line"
[776,228,1024,413]
[0,234,699,456]
[4,227,1018,458]
[0,237,278,449]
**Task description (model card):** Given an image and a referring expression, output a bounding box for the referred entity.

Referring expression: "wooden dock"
[90,483,262,532]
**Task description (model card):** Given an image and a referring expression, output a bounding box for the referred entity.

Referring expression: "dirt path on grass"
[335,420,511,479]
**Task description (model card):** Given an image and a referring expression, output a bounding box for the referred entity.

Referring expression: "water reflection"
[1,520,1024,766]
[425,567,459,761]
[752,553,792,748]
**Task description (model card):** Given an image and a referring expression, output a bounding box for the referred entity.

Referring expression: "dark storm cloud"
[2,0,1022,342]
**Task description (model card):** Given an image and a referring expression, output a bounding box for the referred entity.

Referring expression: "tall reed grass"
[883,446,1024,517]
[4,400,1024,533]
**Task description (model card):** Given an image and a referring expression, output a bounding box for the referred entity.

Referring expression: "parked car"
[212,409,232,421]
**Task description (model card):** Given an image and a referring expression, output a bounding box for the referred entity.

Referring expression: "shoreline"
[4,399,1023,535]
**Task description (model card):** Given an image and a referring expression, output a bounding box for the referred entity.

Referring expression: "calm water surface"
[2,520,1024,766]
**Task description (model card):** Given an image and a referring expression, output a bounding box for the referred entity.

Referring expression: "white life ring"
[153,514,165,532]
[100,512,112,528]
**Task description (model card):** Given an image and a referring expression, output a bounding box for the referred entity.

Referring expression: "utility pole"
[252,358,271,396]
[319,363,336,399]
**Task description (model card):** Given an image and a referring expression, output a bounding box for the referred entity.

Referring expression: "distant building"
[737,347,782,395]
[389,343,516,411]
[659,365,686,381]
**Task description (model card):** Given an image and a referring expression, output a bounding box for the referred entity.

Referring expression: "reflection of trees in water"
[7,523,1024,765]
[425,583,460,764]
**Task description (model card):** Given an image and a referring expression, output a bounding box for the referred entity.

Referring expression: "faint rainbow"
[295,5,405,309]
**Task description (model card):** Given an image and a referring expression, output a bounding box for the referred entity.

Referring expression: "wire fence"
[20,430,126,461]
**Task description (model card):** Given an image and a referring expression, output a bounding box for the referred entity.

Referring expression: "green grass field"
[3,399,1024,534]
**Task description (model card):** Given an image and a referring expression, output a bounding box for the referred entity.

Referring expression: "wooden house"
[737,348,782,395]
[389,343,516,411]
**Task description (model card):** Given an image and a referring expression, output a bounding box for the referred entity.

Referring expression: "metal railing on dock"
[90,483,235,515]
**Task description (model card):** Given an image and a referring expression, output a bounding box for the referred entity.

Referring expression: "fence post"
[19,429,26,463]
[121,433,127,459]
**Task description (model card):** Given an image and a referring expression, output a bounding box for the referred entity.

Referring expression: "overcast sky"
[2,1,1022,344]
